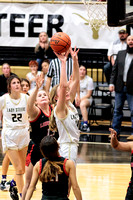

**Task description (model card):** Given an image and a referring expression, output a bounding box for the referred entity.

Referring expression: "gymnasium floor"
[0,136,131,200]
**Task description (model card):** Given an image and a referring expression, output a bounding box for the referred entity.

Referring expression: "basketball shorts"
[25,140,35,167]
[2,127,30,153]
[59,143,78,164]
[42,195,69,200]
[30,144,43,166]
[125,182,133,200]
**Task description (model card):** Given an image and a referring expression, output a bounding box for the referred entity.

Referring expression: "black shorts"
[42,195,69,200]
[25,140,35,167]
[125,183,133,200]
[31,144,43,166]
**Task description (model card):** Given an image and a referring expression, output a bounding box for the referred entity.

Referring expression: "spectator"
[35,32,55,70]
[104,28,128,84]
[109,35,133,140]
[25,136,82,200]
[45,56,73,94]
[26,60,41,94]
[76,65,94,140]
[21,78,30,95]
[40,59,50,91]
[0,63,15,96]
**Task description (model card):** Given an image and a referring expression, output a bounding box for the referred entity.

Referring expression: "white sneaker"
[0,179,10,191]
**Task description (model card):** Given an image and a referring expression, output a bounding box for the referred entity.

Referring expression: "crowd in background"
[0,29,133,200]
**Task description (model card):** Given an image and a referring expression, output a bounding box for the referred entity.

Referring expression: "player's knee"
[15,167,24,175]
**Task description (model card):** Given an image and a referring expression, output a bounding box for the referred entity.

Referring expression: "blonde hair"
[49,85,59,132]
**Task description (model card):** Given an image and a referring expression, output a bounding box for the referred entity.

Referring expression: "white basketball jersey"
[54,102,80,144]
[1,93,29,129]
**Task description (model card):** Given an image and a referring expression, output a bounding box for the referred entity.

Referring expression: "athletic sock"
[2,175,7,180]
[10,179,16,187]
[83,121,88,125]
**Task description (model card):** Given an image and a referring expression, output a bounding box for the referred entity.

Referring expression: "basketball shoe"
[80,123,90,133]
[0,179,10,191]
[9,181,19,200]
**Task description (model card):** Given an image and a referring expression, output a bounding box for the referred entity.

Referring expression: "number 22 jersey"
[0,93,29,129]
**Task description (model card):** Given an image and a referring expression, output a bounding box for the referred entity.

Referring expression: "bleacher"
[0,46,131,141]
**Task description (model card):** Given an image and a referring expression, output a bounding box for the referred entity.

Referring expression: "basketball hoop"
[82,0,109,31]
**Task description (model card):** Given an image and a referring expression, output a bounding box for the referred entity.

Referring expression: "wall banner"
[0,3,132,48]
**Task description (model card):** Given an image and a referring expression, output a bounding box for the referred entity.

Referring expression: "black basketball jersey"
[39,157,69,199]
[30,107,51,145]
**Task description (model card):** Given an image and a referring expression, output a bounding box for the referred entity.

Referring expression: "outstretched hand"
[109,128,117,139]
[35,74,44,89]
[54,49,70,63]
[70,46,79,61]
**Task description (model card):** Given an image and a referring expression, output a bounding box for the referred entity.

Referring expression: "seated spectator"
[40,59,50,91]
[76,65,94,136]
[21,78,30,95]
[26,60,41,94]
[104,28,128,84]
[0,63,15,96]
[35,32,55,70]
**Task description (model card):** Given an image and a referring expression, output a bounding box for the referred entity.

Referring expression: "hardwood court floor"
[0,164,131,200]
[0,141,132,200]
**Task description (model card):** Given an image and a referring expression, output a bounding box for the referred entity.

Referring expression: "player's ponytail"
[39,136,63,182]
[49,85,59,132]
[39,160,63,182]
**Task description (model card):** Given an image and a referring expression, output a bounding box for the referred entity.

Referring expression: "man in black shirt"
[0,63,15,96]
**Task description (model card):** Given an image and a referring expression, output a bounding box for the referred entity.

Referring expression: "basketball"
[50,32,71,54]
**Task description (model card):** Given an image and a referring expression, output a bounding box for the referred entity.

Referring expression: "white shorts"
[2,128,30,153]
[59,143,78,164]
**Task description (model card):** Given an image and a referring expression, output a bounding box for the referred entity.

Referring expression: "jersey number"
[11,113,22,122]
[50,171,59,182]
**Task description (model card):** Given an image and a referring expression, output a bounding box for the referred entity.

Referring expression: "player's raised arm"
[27,74,44,120]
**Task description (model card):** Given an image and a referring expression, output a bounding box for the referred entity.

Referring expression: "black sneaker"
[0,179,10,191]
[80,124,90,133]
[9,183,19,200]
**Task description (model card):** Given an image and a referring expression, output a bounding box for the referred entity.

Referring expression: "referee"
[45,56,73,93]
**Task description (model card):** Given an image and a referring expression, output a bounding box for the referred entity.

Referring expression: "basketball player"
[25,136,82,200]
[110,128,133,200]
[0,75,30,200]
[22,75,56,200]
[49,47,80,164]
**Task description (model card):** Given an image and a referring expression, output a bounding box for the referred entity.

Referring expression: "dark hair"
[79,65,87,75]
[39,136,63,182]
[21,78,30,88]
[29,60,38,67]
[42,59,50,65]
[40,136,59,160]
[7,75,21,94]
